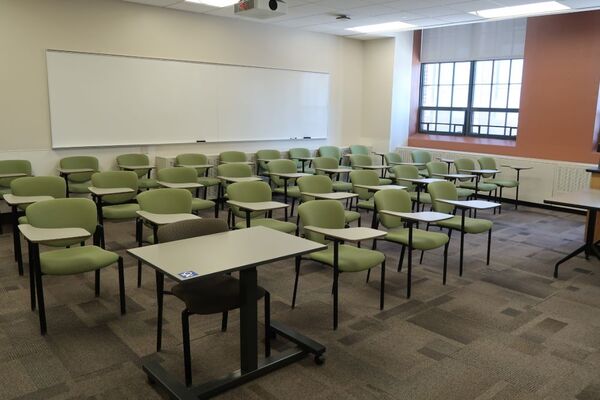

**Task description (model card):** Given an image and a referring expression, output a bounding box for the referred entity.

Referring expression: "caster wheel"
[314,355,325,365]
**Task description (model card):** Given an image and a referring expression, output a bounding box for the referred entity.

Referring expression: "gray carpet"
[1,202,600,400]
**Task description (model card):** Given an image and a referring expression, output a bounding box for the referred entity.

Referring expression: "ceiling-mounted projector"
[234,0,287,19]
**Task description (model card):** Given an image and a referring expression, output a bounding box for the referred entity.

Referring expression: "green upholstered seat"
[350,170,379,210]
[297,175,360,225]
[216,163,253,178]
[192,198,215,211]
[137,188,192,214]
[318,146,342,162]
[91,171,140,221]
[233,218,296,233]
[59,156,99,194]
[427,161,474,198]
[102,203,140,219]
[256,149,281,175]
[40,245,119,275]
[175,153,220,188]
[457,181,498,192]
[385,228,449,250]
[313,157,351,192]
[478,157,518,187]
[11,176,66,211]
[349,154,390,185]
[384,152,403,177]
[454,158,498,193]
[18,216,28,224]
[435,215,493,234]
[116,154,159,189]
[272,186,301,198]
[392,164,433,205]
[289,147,315,173]
[0,187,10,199]
[310,244,385,272]
[349,145,369,155]
[411,150,431,176]
[0,160,32,197]
[268,160,302,199]
[157,167,215,212]
[219,151,248,163]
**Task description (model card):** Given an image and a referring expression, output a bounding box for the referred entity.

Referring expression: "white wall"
[389,32,414,151]
[0,0,364,174]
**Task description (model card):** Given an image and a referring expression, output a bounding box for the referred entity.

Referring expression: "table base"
[143,320,325,400]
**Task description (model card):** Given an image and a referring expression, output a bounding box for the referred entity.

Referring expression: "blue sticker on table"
[178,271,199,279]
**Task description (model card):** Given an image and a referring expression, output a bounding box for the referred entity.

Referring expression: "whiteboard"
[46,50,330,148]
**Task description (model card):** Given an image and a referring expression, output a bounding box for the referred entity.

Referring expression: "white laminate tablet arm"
[19,224,91,243]
[303,226,386,242]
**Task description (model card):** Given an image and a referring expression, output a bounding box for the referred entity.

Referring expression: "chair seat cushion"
[68,181,92,193]
[344,210,361,224]
[456,187,475,198]
[310,244,385,273]
[459,182,498,192]
[357,198,374,210]
[418,170,430,177]
[297,167,315,174]
[485,179,518,188]
[410,192,432,204]
[385,228,449,250]
[435,215,492,234]
[40,245,119,275]
[139,178,159,189]
[234,218,296,234]
[197,177,221,187]
[273,186,301,198]
[192,198,215,211]
[0,187,10,199]
[378,178,393,185]
[173,274,266,315]
[103,203,140,219]
[332,181,352,192]
[18,215,28,224]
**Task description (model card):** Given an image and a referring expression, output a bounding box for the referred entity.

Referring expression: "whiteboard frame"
[45,49,330,149]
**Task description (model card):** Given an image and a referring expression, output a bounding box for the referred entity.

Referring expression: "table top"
[127,226,327,281]
[315,167,353,174]
[88,187,135,196]
[544,189,600,210]
[269,172,312,179]
[220,161,254,165]
[217,176,263,183]
[354,184,407,192]
[304,226,386,242]
[301,192,358,200]
[372,152,385,156]
[57,168,95,174]
[352,165,387,170]
[460,169,499,175]
[136,211,200,225]
[502,165,533,171]
[119,165,156,170]
[432,173,476,179]
[3,194,53,206]
[157,181,204,189]
[227,200,290,212]
[379,210,454,223]
[176,164,213,169]
[296,157,315,161]
[438,199,501,210]
[388,162,426,167]
[0,172,27,178]
[437,158,454,163]
[19,224,90,243]
[399,177,445,185]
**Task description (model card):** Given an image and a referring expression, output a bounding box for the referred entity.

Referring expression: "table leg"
[301,161,306,173]
[155,271,164,352]
[407,221,413,299]
[283,177,289,222]
[62,173,70,198]
[371,201,378,229]
[245,210,251,228]
[11,205,23,275]
[459,208,466,276]
[239,267,258,373]
[554,207,600,278]
[515,170,521,210]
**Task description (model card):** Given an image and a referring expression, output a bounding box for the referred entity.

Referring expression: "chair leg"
[136,219,143,288]
[498,187,503,214]
[95,269,100,297]
[221,311,228,332]
[118,257,126,315]
[264,292,271,358]
[295,214,300,236]
[32,245,47,335]
[443,242,449,285]
[290,199,295,217]
[358,216,361,227]
[366,268,371,283]
[182,309,192,387]
[380,260,385,310]
[292,256,301,309]
[487,228,492,265]
[333,269,339,330]
[28,241,36,311]
[398,245,405,272]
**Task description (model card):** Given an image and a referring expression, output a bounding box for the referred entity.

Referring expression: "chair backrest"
[349,170,379,200]
[176,153,210,177]
[391,165,420,191]
[454,158,476,181]
[59,156,98,183]
[318,146,341,162]
[374,189,412,229]
[26,198,96,247]
[267,159,297,187]
[384,152,402,165]
[0,160,32,189]
[11,176,66,199]
[289,148,311,170]
[426,161,447,176]
[298,200,345,244]
[158,218,228,243]
[256,149,281,174]
[350,145,369,155]
[478,157,498,178]
[227,181,272,218]
[137,188,192,214]
[411,150,431,170]
[216,163,252,178]
[349,154,373,168]
[297,175,333,202]
[313,157,338,176]
[91,171,139,204]
[157,167,197,184]
[116,154,151,178]
[428,181,458,214]
[219,151,247,163]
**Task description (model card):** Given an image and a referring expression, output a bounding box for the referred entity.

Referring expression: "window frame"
[418,58,522,140]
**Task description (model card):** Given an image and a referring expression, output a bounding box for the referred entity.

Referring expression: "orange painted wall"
[408,10,600,164]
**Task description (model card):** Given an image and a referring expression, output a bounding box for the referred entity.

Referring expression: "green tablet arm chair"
[349,154,392,185]
[410,150,432,177]
[25,198,125,335]
[350,145,369,155]
[478,156,518,211]
[349,169,380,211]
[267,159,302,215]
[297,175,361,227]
[219,150,249,164]
[0,159,32,199]
[313,157,352,192]
[175,153,220,199]
[289,147,314,173]
[373,189,450,287]
[318,146,342,164]
[255,149,281,176]
[157,167,216,216]
[59,156,99,195]
[392,164,433,211]
[384,152,403,177]
[426,161,474,199]
[428,181,493,277]
[91,171,140,226]
[454,158,498,199]
[116,153,158,190]
[226,180,297,234]
[295,200,386,330]
[157,218,271,386]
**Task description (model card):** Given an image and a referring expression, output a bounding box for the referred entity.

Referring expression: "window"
[419,58,523,139]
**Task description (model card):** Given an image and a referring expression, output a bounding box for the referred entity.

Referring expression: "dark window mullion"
[465,61,476,135]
